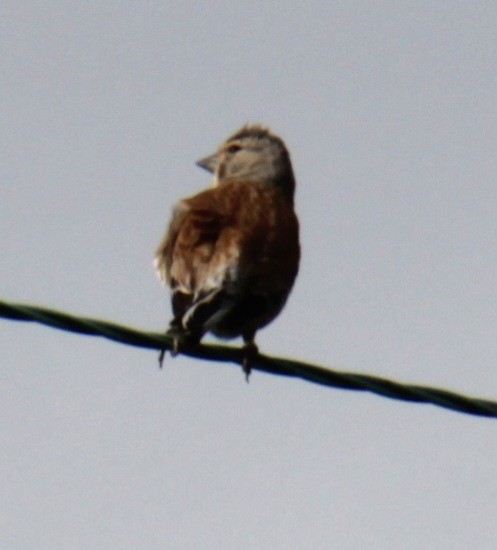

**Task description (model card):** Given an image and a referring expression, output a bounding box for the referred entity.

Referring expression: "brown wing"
[154,188,232,296]
[155,181,299,334]
[154,201,189,287]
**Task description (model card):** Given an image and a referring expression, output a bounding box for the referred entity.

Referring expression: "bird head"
[196,125,296,201]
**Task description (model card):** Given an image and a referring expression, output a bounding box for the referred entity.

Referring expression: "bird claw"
[158,323,201,368]
[158,326,183,368]
[242,342,258,382]
[158,347,167,368]
[158,336,181,368]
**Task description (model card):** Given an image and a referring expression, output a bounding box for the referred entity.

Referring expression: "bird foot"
[158,323,201,368]
[157,324,184,368]
[242,342,259,382]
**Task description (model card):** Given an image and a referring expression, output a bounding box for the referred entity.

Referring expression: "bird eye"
[227,144,241,154]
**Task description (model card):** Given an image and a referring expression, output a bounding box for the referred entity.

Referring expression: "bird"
[154,124,300,379]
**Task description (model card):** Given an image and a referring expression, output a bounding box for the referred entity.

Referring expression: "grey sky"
[2,2,497,548]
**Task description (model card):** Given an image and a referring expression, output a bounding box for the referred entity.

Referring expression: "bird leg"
[242,332,258,382]
[166,321,183,357]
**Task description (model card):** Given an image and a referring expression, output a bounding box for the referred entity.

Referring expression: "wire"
[1,298,496,419]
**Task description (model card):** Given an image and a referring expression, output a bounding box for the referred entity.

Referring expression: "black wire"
[1,299,496,418]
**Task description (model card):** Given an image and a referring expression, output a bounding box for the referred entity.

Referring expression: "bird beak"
[196,153,218,174]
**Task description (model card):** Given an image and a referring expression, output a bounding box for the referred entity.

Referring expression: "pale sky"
[2,3,497,549]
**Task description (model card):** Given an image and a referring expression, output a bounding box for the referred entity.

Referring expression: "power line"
[1,299,496,419]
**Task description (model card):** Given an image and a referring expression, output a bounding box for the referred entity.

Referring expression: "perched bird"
[154,125,300,378]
